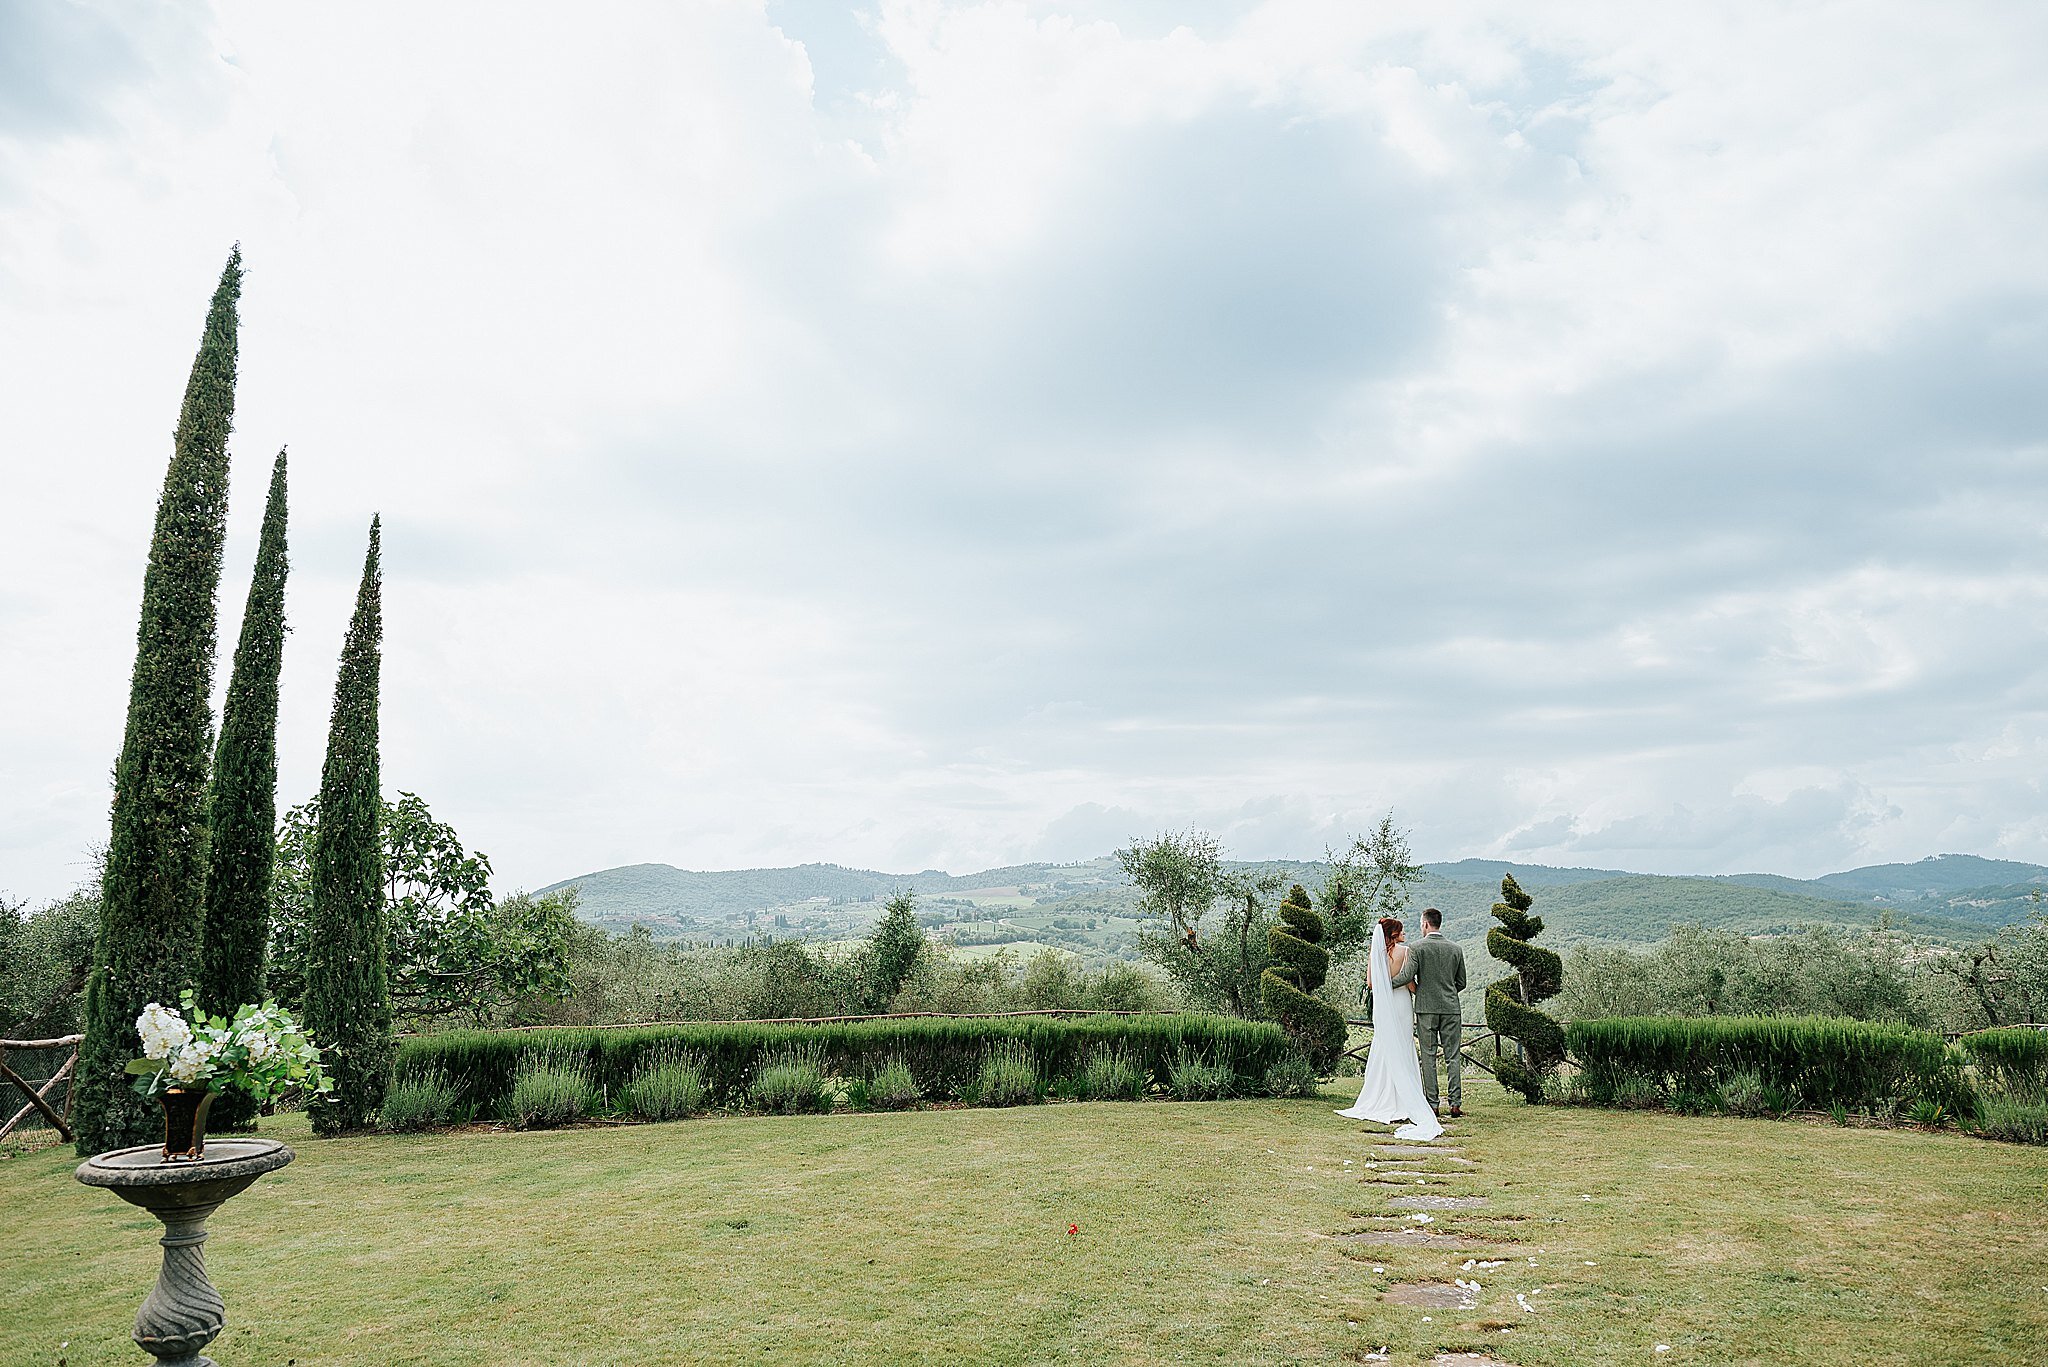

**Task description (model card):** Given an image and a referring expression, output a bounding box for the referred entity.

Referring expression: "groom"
[1390,908,1468,1117]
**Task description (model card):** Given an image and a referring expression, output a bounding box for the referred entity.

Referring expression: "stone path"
[1381,1281,1480,1309]
[1341,1227,1509,1251]
[1328,1132,1546,1365]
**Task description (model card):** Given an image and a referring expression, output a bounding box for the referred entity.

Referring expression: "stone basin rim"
[76,1138,294,1188]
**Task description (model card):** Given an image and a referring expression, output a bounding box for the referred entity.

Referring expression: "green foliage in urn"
[1258,883,1347,1070]
[304,519,392,1135]
[1485,873,1567,1102]
[124,991,331,1105]
[76,248,242,1155]
[198,448,289,1130]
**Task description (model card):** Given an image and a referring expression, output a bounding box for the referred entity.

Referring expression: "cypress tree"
[74,248,242,1154]
[1259,883,1347,1070]
[198,448,289,1130]
[304,517,391,1135]
[1484,873,1566,1102]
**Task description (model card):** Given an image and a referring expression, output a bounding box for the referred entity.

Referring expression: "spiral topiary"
[1484,873,1566,1102]
[1260,883,1347,1071]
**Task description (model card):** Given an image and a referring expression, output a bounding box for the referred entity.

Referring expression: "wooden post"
[0,1034,83,1144]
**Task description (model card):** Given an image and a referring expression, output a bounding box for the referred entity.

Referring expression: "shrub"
[866,1054,923,1110]
[509,1047,593,1128]
[1167,1050,1234,1101]
[1972,1096,2048,1145]
[394,1013,1292,1119]
[1961,1027,2048,1103]
[1081,1046,1147,1101]
[1485,874,1566,1103]
[751,1043,830,1114]
[1907,1098,1951,1128]
[625,1043,705,1121]
[1261,1052,1320,1099]
[975,1039,1039,1107]
[1541,1070,1589,1106]
[381,1065,460,1133]
[1258,884,1347,1070]
[1721,1068,1771,1118]
[1567,1015,1968,1116]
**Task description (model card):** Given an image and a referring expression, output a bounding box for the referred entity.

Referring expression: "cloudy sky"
[4,0,2045,903]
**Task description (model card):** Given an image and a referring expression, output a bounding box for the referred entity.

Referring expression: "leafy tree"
[305,519,390,1135]
[1260,884,1346,1069]
[271,792,575,1026]
[1,888,98,1039]
[1485,874,1565,1102]
[844,891,926,1012]
[196,449,289,1129]
[1318,814,1424,955]
[75,249,242,1154]
[1122,831,1280,1018]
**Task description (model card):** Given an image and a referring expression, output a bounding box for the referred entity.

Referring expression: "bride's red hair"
[1378,916,1404,943]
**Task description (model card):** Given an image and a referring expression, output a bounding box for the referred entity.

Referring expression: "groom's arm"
[1390,945,1420,988]
[1453,945,1468,993]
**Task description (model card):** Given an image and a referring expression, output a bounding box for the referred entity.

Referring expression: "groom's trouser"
[1415,1012,1462,1110]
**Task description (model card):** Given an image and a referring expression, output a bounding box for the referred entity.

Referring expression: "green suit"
[1391,932,1468,1110]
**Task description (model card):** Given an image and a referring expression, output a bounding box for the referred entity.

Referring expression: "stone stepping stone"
[1432,1356,1519,1367]
[1388,1194,1489,1210]
[1341,1228,1513,1251]
[1382,1281,1480,1309]
[1373,1147,1460,1159]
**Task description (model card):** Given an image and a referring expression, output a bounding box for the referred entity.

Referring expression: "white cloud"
[4,0,2046,900]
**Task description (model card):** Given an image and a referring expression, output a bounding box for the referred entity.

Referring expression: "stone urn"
[75,1138,293,1367]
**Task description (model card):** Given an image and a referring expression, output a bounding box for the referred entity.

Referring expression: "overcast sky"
[4,1,2045,903]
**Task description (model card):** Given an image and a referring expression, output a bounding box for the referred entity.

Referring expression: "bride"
[1335,917,1445,1141]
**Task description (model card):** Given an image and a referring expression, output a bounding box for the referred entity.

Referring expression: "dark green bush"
[395,1013,1294,1118]
[1567,1015,1974,1116]
[509,1046,593,1128]
[625,1043,705,1121]
[1961,1027,2048,1102]
[751,1043,830,1114]
[380,1065,460,1132]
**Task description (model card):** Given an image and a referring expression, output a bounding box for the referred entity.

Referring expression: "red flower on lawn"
[1068,1223,1079,1236]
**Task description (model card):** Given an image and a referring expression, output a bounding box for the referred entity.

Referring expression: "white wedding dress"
[1334,923,1445,1141]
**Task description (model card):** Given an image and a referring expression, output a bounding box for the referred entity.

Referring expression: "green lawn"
[5,1077,2044,1366]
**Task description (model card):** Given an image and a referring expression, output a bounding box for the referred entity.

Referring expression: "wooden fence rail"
[0,1033,83,1144]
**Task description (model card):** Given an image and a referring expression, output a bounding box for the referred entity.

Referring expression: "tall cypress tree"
[305,517,391,1135]
[74,248,242,1154]
[198,448,289,1130]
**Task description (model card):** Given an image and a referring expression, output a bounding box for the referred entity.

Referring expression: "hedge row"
[1564,1015,1973,1114]
[394,1013,1299,1118]
[1960,1027,2048,1101]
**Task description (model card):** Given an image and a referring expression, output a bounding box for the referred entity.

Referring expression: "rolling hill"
[539,851,2045,953]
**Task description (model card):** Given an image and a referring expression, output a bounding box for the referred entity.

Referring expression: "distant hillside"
[542,851,2044,951]
[1813,853,2048,898]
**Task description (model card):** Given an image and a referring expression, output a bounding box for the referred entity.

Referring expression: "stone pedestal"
[76,1138,293,1367]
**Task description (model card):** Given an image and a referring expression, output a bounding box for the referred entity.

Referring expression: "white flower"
[243,1032,277,1063]
[136,1003,190,1060]
[1655,1346,1671,1354]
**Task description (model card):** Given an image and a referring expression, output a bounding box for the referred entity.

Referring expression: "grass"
[4,1075,2045,1365]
